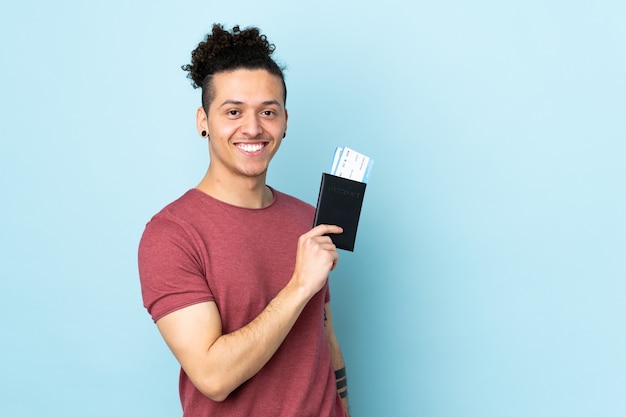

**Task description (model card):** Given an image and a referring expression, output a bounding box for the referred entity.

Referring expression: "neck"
[196,169,274,209]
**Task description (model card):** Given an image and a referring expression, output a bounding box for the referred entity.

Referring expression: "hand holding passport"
[313,147,373,251]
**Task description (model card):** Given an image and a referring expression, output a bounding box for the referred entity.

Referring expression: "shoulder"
[271,189,315,221]
[152,189,206,220]
[143,189,215,231]
[272,189,314,211]
[139,190,207,249]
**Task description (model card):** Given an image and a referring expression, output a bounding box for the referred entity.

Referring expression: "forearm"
[198,280,311,400]
[325,304,349,415]
[331,350,349,415]
[335,366,349,415]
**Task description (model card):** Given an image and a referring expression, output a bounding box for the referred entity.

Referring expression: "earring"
[201,130,207,137]
[283,132,286,139]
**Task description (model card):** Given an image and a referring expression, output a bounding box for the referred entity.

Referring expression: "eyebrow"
[218,99,282,108]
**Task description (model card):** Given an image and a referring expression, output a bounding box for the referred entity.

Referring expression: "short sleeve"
[138,216,213,322]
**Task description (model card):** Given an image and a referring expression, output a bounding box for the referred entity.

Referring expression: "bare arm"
[324,302,350,416]
[156,224,342,402]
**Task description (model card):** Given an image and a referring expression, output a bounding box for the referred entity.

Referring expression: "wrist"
[287,272,320,301]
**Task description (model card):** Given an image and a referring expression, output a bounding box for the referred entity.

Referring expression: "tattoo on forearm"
[335,367,348,399]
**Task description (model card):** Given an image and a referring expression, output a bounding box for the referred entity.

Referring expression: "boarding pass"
[330,147,374,183]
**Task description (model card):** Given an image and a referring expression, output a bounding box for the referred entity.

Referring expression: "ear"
[196,106,208,137]
[283,108,288,137]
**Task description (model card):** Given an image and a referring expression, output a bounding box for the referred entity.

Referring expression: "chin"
[240,168,268,178]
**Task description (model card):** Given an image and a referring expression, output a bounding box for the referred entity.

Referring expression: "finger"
[312,234,335,245]
[316,243,338,254]
[330,258,338,271]
[329,250,339,271]
[310,224,343,237]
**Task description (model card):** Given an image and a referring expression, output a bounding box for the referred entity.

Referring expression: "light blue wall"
[1,1,624,416]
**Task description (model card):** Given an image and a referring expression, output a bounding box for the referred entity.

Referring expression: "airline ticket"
[330,147,374,183]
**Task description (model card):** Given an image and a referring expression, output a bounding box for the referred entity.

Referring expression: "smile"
[236,142,266,153]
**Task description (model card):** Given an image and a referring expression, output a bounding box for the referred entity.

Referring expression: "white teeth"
[238,143,265,152]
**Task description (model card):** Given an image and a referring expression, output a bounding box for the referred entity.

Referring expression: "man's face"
[201,69,288,181]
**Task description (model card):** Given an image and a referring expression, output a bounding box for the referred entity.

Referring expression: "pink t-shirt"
[138,188,345,417]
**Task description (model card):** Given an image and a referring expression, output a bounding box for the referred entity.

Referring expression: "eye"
[261,110,276,117]
[228,109,240,116]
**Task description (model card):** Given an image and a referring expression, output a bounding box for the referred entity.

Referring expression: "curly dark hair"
[182,24,287,111]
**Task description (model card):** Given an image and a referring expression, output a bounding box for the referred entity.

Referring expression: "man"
[138,24,349,416]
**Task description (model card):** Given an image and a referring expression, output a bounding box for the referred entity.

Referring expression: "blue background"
[1,1,624,416]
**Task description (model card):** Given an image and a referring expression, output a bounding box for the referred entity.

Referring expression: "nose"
[240,113,263,138]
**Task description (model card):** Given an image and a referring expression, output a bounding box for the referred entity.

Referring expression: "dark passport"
[313,173,367,251]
